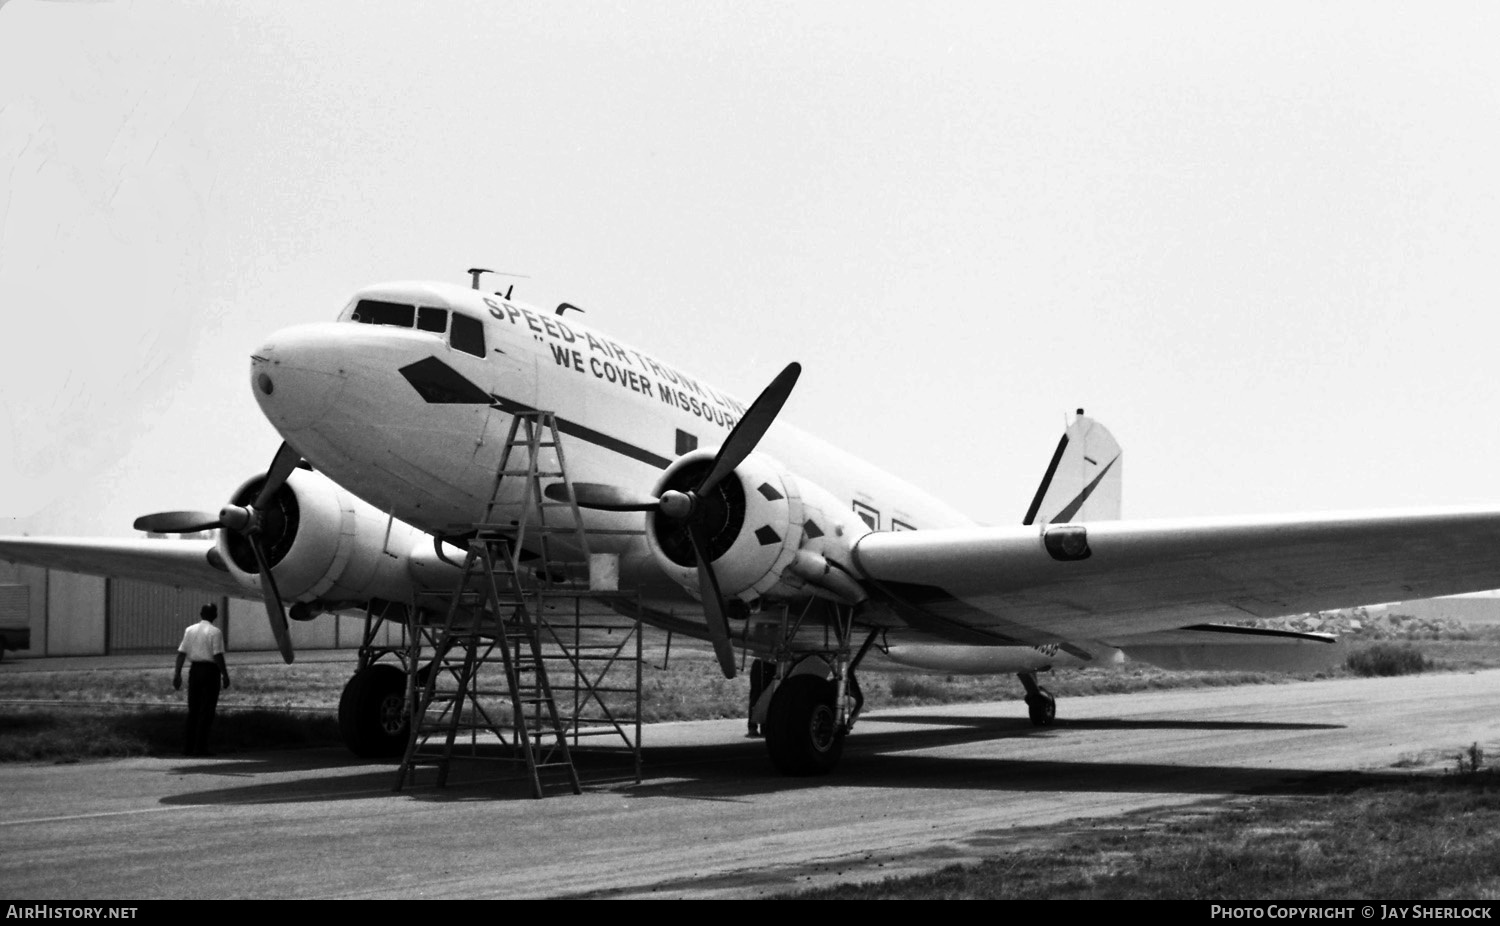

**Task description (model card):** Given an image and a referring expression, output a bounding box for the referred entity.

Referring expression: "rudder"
[1022,409,1122,525]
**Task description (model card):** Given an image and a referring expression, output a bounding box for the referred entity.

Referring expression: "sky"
[2,1,1500,536]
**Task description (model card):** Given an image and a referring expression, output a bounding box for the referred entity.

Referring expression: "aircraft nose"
[251,324,348,431]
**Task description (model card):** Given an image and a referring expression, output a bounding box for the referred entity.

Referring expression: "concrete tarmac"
[2,669,1497,899]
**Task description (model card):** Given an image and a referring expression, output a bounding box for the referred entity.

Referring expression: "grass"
[1346,642,1430,677]
[3,615,1498,763]
[0,650,1305,763]
[870,664,1288,706]
[790,763,1500,899]
[0,638,747,761]
[0,705,342,763]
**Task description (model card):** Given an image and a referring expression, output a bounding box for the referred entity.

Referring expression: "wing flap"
[1107,625,1343,672]
[0,537,247,599]
[852,506,1500,644]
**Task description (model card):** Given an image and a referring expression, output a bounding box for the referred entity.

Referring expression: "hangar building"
[0,545,395,658]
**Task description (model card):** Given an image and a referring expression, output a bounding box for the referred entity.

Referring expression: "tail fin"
[1022,409,1122,525]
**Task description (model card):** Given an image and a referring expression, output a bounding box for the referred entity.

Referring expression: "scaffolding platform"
[389,411,644,798]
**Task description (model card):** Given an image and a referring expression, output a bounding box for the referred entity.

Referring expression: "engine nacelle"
[217,469,436,607]
[644,449,872,606]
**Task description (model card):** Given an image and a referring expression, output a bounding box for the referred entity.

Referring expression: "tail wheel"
[1026,688,1056,727]
[765,674,844,775]
[338,663,410,758]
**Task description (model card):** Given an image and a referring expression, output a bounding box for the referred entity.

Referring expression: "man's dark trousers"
[185,663,221,755]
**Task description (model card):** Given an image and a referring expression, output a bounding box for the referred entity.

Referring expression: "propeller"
[132,511,225,534]
[133,441,303,664]
[549,362,801,679]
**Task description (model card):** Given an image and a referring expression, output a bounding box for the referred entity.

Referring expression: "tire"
[765,674,843,776]
[338,663,410,758]
[1026,689,1056,727]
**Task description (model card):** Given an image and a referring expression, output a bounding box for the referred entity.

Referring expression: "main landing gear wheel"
[338,663,409,758]
[765,675,844,776]
[1025,688,1056,727]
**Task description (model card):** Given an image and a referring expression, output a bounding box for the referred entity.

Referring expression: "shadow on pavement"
[154,711,1365,809]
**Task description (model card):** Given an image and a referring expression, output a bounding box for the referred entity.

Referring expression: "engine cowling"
[644,449,872,606]
[217,469,437,607]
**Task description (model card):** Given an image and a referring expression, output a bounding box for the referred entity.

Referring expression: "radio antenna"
[466,267,531,296]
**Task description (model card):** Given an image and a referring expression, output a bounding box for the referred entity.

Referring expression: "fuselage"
[251,281,974,570]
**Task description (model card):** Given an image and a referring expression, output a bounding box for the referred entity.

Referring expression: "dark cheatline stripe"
[399,356,672,470]
[399,357,494,404]
[487,394,673,470]
[1049,454,1118,524]
[1023,433,1070,526]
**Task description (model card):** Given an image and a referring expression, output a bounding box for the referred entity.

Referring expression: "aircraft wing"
[851,506,1500,645]
[0,536,247,599]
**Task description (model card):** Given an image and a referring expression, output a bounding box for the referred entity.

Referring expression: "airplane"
[6,271,1500,776]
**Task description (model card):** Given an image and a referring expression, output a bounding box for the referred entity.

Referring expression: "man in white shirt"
[173,603,231,756]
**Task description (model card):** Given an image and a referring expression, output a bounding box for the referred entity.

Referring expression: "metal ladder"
[395,412,591,798]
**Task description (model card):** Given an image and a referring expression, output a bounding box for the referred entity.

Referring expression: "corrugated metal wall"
[0,564,397,656]
[0,584,27,624]
[108,580,224,653]
[47,573,105,655]
[0,564,46,655]
[0,583,30,655]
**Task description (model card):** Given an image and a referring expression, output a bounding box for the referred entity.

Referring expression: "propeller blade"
[132,511,223,534]
[253,442,302,512]
[545,482,660,512]
[247,536,295,664]
[698,362,801,495]
[688,523,737,679]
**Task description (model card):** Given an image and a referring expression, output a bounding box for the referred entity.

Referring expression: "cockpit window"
[352,299,415,327]
[344,297,478,355]
[450,312,485,358]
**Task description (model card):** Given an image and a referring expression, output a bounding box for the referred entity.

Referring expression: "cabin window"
[351,299,415,327]
[417,306,448,333]
[892,518,916,531]
[450,313,485,358]
[853,501,879,531]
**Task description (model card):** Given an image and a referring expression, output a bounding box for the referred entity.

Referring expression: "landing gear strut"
[760,603,878,776]
[337,600,425,759]
[1018,671,1056,726]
